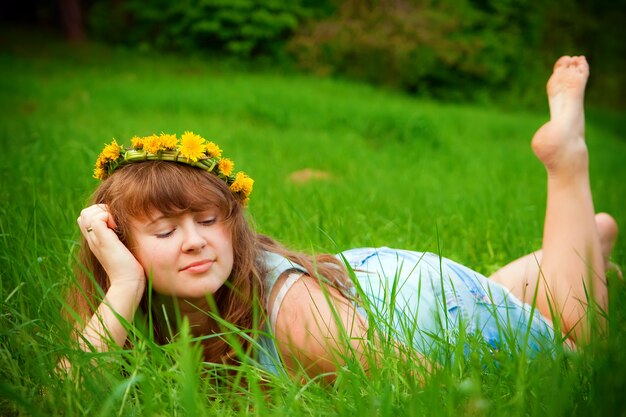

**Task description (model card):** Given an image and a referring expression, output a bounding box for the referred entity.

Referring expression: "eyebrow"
[145,209,219,226]
[146,214,169,226]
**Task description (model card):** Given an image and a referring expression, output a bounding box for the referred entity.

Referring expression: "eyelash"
[200,217,216,226]
[156,230,174,239]
[155,217,216,238]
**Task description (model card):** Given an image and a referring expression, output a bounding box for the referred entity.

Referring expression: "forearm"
[79,282,144,352]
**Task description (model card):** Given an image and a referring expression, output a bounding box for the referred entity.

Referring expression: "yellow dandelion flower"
[93,166,106,180]
[131,136,144,149]
[218,158,234,177]
[101,139,121,161]
[180,131,206,162]
[242,175,254,196]
[143,134,163,154]
[230,171,246,193]
[95,154,107,169]
[241,197,250,207]
[160,133,178,150]
[205,141,222,158]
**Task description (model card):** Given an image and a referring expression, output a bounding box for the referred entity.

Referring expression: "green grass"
[1,29,626,416]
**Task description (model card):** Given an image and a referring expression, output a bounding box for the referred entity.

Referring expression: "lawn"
[1,29,625,416]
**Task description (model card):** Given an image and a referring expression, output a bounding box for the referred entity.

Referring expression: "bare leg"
[510,56,605,342]
[491,212,619,305]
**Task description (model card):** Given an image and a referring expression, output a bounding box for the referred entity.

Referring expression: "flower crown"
[94,131,254,205]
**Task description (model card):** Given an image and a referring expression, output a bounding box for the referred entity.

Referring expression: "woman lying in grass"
[68,56,618,378]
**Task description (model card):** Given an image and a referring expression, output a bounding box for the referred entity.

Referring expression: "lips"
[180,259,214,273]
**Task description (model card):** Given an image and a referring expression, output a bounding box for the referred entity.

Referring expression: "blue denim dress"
[256,247,555,375]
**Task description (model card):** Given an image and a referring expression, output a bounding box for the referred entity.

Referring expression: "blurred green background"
[3,0,626,109]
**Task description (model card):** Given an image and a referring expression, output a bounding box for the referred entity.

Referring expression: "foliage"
[538,0,626,108]
[287,0,625,105]
[3,0,625,106]
[288,0,546,101]
[87,0,325,56]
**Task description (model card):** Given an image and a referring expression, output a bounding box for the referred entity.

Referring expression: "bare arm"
[78,280,144,351]
[271,273,432,381]
[73,204,146,353]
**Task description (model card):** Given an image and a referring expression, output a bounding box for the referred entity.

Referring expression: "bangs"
[103,161,235,223]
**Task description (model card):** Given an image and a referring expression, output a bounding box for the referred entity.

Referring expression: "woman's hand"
[77,204,145,292]
[66,204,146,357]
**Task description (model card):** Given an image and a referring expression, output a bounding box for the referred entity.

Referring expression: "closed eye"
[199,217,217,226]
[155,228,175,238]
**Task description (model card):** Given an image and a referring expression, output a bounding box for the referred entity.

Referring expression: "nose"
[181,223,207,253]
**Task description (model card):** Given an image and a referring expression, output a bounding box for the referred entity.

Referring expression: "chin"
[181,279,226,299]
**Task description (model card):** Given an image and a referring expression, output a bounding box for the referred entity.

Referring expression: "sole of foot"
[531,56,590,177]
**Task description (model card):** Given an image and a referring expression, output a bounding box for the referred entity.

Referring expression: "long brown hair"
[68,161,351,364]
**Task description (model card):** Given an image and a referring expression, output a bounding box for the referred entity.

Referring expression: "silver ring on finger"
[87,226,94,232]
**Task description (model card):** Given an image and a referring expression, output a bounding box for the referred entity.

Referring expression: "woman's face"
[129,208,234,300]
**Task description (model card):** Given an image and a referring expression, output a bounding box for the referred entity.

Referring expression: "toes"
[574,56,589,74]
[554,56,572,71]
[553,56,589,75]
[548,56,589,95]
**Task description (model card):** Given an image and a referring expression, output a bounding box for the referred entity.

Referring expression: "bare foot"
[531,56,590,177]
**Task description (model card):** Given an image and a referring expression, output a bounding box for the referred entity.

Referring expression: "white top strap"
[269,272,304,332]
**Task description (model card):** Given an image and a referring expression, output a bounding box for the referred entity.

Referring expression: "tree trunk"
[59,0,86,43]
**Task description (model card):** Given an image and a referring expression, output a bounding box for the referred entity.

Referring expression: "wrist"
[107,279,145,303]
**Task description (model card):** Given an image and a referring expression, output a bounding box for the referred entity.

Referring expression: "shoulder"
[259,251,307,297]
[261,251,302,273]
[270,272,369,378]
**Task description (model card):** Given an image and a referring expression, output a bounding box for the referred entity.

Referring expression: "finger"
[77,212,94,237]
[106,212,118,231]
[89,210,113,234]
[78,205,112,239]
[93,204,117,231]
[79,204,109,225]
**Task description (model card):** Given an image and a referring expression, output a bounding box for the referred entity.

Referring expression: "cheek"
[220,231,235,262]
[133,241,171,271]
[137,244,176,294]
